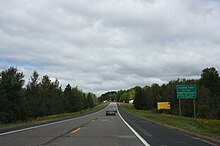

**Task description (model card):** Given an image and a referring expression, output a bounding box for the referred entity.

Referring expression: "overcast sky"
[0,0,220,96]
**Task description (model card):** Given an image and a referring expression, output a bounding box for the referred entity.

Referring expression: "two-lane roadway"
[0,102,215,146]
[0,103,145,146]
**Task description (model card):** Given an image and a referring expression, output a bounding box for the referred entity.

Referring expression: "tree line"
[100,67,220,119]
[0,67,98,123]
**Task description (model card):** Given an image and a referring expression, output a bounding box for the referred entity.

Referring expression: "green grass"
[119,103,220,142]
[0,102,108,129]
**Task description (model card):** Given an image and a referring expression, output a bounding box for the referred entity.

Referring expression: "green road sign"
[176,85,197,99]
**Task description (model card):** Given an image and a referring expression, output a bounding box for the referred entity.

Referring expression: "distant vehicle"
[106,108,117,116]
[129,100,134,104]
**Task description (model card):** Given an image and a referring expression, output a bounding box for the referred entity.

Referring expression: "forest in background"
[99,67,220,119]
[0,67,98,123]
[1,66,220,123]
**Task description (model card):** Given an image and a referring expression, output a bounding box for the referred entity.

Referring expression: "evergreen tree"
[199,67,220,118]
[40,75,52,115]
[26,71,41,117]
[50,79,64,114]
[200,67,220,96]
[64,84,72,112]
[133,86,146,110]
[0,67,26,123]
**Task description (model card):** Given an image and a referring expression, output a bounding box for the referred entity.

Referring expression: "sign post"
[176,85,197,118]
[193,99,196,118]
[179,99,182,117]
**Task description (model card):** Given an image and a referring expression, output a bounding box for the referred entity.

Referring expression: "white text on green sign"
[176,85,197,99]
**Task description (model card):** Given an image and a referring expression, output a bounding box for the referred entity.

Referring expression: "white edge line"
[117,104,151,146]
[0,106,107,136]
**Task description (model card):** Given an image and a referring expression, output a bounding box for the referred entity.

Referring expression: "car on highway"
[106,108,117,116]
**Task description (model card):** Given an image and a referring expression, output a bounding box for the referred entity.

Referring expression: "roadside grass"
[119,103,220,141]
[0,102,108,129]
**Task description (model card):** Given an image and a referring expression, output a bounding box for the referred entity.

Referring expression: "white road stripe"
[0,105,108,136]
[117,104,151,146]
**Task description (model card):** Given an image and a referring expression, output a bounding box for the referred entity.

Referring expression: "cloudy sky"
[0,0,220,96]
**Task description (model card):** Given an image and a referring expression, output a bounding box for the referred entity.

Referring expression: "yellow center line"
[70,128,81,134]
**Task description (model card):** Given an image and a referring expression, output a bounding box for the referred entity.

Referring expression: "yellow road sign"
[157,102,170,110]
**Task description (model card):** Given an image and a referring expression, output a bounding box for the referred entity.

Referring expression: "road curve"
[0,102,215,146]
[0,102,145,146]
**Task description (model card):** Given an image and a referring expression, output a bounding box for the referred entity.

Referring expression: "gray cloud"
[0,0,220,96]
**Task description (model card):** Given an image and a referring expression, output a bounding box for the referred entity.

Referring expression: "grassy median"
[119,103,220,142]
[0,102,108,129]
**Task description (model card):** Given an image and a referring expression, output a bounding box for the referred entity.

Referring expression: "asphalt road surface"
[118,105,215,146]
[0,102,215,146]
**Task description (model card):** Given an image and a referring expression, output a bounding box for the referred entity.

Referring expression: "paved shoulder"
[118,106,214,146]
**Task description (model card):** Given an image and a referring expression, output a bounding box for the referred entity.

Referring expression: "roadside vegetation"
[0,101,108,129]
[99,67,220,120]
[120,103,220,141]
[0,67,99,124]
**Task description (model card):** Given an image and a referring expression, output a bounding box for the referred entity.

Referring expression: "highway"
[118,106,215,146]
[0,102,215,146]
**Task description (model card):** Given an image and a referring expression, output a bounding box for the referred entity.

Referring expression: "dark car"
[106,108,117,116]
